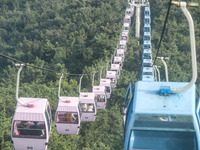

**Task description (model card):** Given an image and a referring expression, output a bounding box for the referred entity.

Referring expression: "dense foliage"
[0,0,200,149]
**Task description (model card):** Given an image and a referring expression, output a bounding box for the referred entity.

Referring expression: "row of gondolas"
[11,7,135,150]
[141,5,154,81]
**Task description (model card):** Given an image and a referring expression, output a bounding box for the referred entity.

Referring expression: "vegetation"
[0,0,200,150]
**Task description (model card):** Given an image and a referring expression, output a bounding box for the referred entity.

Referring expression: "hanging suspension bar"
[160,1,198,95]
[57,73,70,102]
[110,54,114,64]
[79,75,84,93]
[114,48,117,56]
[171,1,198,93]
[58,73,64,100]
[158,57,169,82]
[155,66,161,82]
[100,66,105,80]
[92,71,97,86]
[153,65,157,81]
[16,64,30,107]
[106,61,109,72]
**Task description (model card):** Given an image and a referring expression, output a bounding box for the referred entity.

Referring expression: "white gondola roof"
[111,64,120,70]
[123,23,130,27]
[119,40,127,45]
[106,71,116,77]
[114,56,122,62]
[100,79,111,86]
[121,32,128,36]
[57,97,79,112]
[14,98,48,121]
[125,15,131,19]
[126,8,132,12]
[15,98,47,113]
[117,49,125,53]
[79,93,95,100]
[93,86,105,94]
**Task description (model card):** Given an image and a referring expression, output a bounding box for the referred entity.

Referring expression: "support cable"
[0,53,96,76]
[154,0,172,64]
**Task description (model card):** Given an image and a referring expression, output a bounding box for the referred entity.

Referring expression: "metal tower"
[129,0,149,38]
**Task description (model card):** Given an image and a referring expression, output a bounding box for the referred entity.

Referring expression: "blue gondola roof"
[134,81,196,115]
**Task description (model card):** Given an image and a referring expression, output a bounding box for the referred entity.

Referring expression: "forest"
[0,0,200,149]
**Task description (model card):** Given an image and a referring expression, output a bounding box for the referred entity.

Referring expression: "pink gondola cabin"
[106,71,117,88]
[11,98,52,150]
[111,64,121,79]
[55,97,81,135]
[93,86,107,109]
[99,79,112,99]
[79,93,97,122]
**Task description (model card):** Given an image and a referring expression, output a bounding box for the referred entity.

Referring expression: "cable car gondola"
[79,92,96,122]
[93,86,107,109]
[118,40,127,52]
[55,97,81,135]
[11,64,52,150]
[111,64,121,79]
[117,49,125,62]
[79,75,97,122]
[121,32,129,43]
[99,79,112,99]
[124,15,131,24]
[55,74,81,135]
[123,23,130,33]
[106,71,117,88]
[114,56,123,69]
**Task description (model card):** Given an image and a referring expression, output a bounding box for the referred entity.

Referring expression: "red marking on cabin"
[65,100,71,103]
[28,104,34,108]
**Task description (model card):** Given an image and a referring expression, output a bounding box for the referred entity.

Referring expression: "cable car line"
[0,52,60,74]
[153,0,172,65]
[0,53,25,64]
[0,53,98,76]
